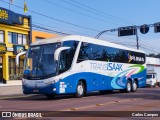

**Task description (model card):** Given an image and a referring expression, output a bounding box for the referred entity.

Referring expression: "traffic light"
[154,22,160,33]
[140,24,149,34]
[118,26,136,36]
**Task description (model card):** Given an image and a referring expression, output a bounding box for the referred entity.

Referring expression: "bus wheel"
[46,94,55,99]
[126,80,132,93]
[132,81,137,92]
[75,81,85,98]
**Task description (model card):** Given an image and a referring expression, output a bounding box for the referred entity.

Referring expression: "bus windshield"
[23,43,61,79]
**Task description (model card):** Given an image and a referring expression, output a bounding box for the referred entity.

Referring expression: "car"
[146,74,157,87]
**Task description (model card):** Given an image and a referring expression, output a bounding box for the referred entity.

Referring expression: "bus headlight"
[53,88,56,91]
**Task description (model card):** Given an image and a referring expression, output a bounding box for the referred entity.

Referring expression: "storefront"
[0,54,4,83]
[0,7,31,84]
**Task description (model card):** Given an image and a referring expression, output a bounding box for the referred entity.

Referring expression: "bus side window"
[77,42,90,63]
[58,40,79,74]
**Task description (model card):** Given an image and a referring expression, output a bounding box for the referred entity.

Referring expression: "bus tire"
[132,80,137,92]
[46,94,55,99]
[75,81,85,98]
[158,82,160,87]
[126,80,132,93]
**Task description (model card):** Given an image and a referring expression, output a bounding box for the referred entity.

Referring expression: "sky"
[0,0,160,55]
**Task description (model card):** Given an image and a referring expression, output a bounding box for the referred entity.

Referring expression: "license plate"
[33,90,39,92]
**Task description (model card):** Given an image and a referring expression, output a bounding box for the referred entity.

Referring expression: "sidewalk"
[0,85,23,96]
[0,80,23,96]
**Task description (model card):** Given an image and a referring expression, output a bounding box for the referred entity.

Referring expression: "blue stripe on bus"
[23,69,146,95]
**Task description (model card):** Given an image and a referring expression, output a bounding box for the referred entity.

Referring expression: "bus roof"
[31,35,145,53]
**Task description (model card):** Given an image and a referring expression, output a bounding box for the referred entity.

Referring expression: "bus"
[16,35,146,98]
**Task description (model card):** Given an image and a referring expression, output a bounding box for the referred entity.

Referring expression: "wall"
[32,30,57,43]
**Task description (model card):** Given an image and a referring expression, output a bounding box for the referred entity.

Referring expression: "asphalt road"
[0,87,160,119]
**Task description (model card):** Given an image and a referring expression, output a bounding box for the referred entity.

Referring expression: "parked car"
[146,74,157,87]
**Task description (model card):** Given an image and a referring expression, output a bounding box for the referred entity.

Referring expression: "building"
[146,57,160,73]
[0,7,31,84]
[32,30,57,42]
[146,57,160,86]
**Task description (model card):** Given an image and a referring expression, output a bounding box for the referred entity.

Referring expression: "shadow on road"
[1,87,159,101]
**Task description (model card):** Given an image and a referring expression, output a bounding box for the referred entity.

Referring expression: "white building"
[146,57,160,86]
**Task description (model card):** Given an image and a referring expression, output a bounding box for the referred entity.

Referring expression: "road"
[0,87,160,119]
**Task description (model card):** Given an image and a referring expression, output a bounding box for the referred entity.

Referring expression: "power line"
[43,0,120,26]
[139,42,160,52]
[33,22,94,37]
[99,32,160,53]
[35,21,160,53]
[32,24,70,35]
[62,0,134,25]
[0,0,135,39]
[140,46,160,54]
[0,0,100,32]
[0,0,160,54]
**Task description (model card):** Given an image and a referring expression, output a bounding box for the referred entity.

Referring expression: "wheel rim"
[133,82,137,90]
[77,84,83,96]
[127,82,131,91]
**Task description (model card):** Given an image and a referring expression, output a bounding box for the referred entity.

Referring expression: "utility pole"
[95,29,116,39]
[95,22,160,50]
[135,28,139,50]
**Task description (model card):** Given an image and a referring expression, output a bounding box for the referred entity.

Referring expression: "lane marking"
[96,101,117,106]
[57,98,72,102]
[67,96,155,111]
[70,105,96,111]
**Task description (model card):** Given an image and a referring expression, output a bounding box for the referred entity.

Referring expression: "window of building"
[12,33,18,44]
[8,32,12,43]
[18,34,23,45]
[23,35,27,45]
[9,57,24,80]
[8,32,28,45]
[0,31,4,43]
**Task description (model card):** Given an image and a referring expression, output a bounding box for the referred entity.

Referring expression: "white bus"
[18,35,146,98]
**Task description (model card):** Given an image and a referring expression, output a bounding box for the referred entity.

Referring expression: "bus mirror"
[54,47,70,61]
[16,51,26,66]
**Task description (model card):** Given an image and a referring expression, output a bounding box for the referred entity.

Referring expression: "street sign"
[140,24,149,34]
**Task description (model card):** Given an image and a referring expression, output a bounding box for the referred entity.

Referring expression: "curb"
[0,85,22,87]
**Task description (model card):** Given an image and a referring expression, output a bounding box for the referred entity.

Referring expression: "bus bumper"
[22,84,58,95]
